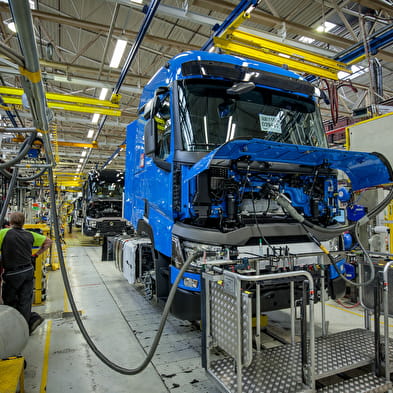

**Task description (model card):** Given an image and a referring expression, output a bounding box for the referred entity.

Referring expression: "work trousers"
[2,265,34,323]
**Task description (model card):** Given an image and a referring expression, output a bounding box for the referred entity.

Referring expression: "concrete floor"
[20,230,392,393]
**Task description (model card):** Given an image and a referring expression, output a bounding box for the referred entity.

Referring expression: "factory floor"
[20,229,392,393]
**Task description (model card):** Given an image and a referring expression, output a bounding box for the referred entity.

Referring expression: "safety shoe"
[29,316,44,335]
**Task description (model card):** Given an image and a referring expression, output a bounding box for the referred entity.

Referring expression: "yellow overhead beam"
[48,101,120,116]
[0,87,121,116]
[47,92,119,108]
[214,10,351,81]
[229,30,349,73]
[214,37,343,80]
[55,182,83,188]
[2,97,121,116]
[0,86,119,107]
[56,141,98,148]
[12,137,98,148]
[53,172,85,176]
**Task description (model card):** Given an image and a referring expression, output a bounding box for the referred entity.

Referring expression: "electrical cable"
[47,168,206,374]
[250,180,277,256]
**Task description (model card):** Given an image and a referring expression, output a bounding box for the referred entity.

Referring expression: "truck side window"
[154,95,171,160]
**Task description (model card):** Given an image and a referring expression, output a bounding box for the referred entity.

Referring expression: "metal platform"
[209,328,392,393]
[318,372,391,393]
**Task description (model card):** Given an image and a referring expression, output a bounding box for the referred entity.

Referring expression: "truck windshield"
[91,182,123,198]
[178,79,327,151]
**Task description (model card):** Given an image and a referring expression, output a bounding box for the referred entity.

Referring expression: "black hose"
[0,167,18,227]
[0,166,48,181]
[0,130,38,169]
[47,164,204,374]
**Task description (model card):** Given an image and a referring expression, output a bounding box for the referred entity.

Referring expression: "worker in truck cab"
[0,211,52,334]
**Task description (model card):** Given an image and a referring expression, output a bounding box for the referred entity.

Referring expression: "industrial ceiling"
[0,0,392,185]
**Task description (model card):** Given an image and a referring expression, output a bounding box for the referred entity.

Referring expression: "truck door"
[142,90,173,257]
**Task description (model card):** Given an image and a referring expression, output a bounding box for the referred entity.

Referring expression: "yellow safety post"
[25,224,51,305]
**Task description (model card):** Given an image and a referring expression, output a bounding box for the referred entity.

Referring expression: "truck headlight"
[90,220,97,228]
[183,277,199,289]
[183,241,222,264]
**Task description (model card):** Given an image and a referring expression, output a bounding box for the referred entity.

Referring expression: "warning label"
[259,114,282,133]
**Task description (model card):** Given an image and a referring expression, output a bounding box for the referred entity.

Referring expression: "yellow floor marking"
[40,320,52,393]
[327,303,393,327]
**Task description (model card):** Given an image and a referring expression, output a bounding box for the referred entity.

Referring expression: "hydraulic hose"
[47,164,204,374]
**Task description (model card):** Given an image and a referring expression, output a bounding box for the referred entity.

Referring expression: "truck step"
[317,372,392,393]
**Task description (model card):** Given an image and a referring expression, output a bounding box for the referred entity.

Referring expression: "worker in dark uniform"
[0,211,52,334]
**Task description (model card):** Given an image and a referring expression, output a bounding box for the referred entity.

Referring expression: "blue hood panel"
[184,139,392,191]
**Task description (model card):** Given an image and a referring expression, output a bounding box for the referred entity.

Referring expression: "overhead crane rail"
[0,86,121,117]
[212,10,351,80]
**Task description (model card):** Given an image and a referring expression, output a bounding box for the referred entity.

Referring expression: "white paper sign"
[259,114,282,133]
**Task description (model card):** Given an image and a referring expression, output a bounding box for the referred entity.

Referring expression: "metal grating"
[209,346,303,393]
[210,281,252,367]
[209,328,392,393]
[318,372,392,393]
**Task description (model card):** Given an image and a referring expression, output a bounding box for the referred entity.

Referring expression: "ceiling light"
[99,88,108,101]
[81,150,87,157]
[130,0,143,3]
[299,36,314,44]
[337,71,350,80]
[5,21,16,33]
[316,21,336,33]
[91,113,100,124]
[79,158,84,163]
[87,129,94,138]
[110,39,127,68]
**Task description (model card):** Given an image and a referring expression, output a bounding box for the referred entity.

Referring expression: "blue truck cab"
[124,51,392,321]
